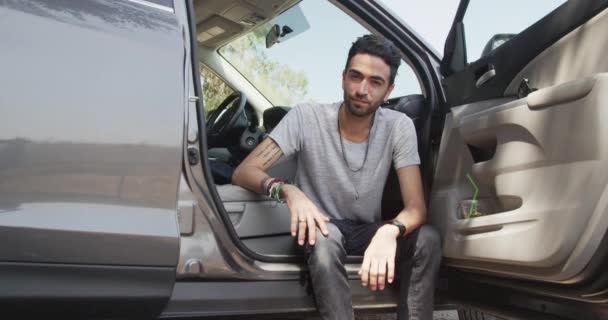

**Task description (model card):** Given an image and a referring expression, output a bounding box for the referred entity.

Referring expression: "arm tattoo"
[262,148,281,167]
[261,143,279,158]
[254,142,274,157]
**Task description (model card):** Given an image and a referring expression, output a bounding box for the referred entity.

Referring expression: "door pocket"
[465,136,497,163]
[456,196,523,220]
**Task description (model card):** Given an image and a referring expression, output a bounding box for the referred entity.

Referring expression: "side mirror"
[480,33,515,58]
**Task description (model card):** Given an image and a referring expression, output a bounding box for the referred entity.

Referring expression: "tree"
[219,24,309,106]
[200,65,234,114]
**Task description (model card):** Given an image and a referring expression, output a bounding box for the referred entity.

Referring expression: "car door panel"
[0,204,179,265]
[215,157,297,256]
[504,8,608,97]
[1,262,173,315]
[429,74,608,282]
[0,0,182,316]
[232,202,290,238]
[442,0,608,106]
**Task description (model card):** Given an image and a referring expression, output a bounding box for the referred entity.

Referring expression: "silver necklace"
[337,105,375,199]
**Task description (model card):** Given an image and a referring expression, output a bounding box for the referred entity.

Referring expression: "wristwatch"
[386,219,407,237]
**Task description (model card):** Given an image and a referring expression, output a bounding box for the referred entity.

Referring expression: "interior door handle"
[475,65,496,88]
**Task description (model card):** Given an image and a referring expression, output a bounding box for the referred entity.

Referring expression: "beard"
[343,91,381,118]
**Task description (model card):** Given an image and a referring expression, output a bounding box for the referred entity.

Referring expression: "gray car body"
[0,0,423,317]
[0,0,183,316]
[2,0,608,319]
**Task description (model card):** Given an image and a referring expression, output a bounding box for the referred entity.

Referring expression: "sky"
[259,0,424,104]
[242,0,457,104]
[225,0,567,105]
[381,0,567,60]
[380,0,459,56]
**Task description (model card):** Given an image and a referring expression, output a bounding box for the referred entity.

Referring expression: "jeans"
[305,219,442,320]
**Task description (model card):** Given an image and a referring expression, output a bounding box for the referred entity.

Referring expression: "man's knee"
[414,225,442,263]
[307,224,345,271]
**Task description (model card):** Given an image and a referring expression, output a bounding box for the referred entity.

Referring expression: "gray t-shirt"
[269,101,419,223]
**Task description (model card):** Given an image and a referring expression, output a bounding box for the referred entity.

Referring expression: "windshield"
[219,0,422,107]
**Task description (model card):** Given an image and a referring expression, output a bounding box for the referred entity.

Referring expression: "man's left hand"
[359,224,400,291]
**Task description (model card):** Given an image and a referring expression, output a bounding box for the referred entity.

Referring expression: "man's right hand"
[282,184,330,246]
[231,138,329,245]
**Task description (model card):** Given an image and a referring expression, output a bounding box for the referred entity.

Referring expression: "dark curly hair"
[345,34,401,85]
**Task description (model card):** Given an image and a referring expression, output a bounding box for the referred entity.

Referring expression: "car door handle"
[475,65,496,88]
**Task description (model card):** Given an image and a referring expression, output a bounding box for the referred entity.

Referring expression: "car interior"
[6,0,608,318]
[189,0,429,258]
[181,0,608,299]
[431,0,608,287]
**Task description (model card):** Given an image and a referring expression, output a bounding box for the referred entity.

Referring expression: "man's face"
[342,53,395,118]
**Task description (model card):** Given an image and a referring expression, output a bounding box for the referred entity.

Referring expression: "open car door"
[429,0,608,311]
[0,0,182,318]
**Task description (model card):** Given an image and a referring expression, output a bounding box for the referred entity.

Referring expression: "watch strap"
[386,219,406,237]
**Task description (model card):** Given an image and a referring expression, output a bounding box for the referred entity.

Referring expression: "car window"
[200,63,234,115]
[463,0,567,62]
[378,0,459,56]
[218,0,422,108]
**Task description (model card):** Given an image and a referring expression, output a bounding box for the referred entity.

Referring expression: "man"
[232,34,442,320]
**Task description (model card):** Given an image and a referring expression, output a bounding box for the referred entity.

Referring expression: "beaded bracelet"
[264,177,289,204]
[267,180,280,198]
[268,181,279,199]
[273,181,286,203]
[260,176,274,194]
[266,177,282,196]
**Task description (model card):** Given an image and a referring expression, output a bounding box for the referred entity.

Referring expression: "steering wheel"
[206,91,247,147]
